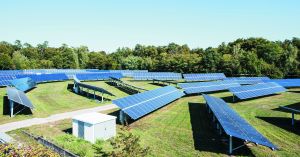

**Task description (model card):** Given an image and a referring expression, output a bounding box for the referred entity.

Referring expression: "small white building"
[72,112,116,143]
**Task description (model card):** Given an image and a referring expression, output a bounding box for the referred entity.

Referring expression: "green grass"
[0,80,130,124]
[5,80,300,156]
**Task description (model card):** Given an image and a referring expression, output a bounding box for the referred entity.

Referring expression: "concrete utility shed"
[72,112,116,143]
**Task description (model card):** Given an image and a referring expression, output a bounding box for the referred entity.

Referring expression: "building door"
[78,121,84,138]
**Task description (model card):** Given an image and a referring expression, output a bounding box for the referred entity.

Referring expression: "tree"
[0,53,14,70]
[12,51,30,69]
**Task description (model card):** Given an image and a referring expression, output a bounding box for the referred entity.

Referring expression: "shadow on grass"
[63,128,72,134]
[66,84,112,102]
[188,102,254,156]
[2,96,33,116]
[105,82,139,95]
[256,116,300,136]
[149,82,168,87]
[272,102,300,113]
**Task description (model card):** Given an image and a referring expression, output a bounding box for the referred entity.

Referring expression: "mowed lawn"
[8,80,300,156]
[0,80,133,124]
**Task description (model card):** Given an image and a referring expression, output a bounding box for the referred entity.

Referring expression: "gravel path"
[0,104,118,133]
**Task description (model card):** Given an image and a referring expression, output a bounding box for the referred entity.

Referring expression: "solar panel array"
[109,70,148,77]
[75,72,123,81]
[10,77,36,92]
[229,82,286,100]
[6,87,34,109]
[264,79,300,87]
[16,73,69,83]
[224,77,270,84]
[133,72,182,80]
[178,80,240,94]
[183,73,226,81]
[203,94,277,149]
[0,75,16,86]
[113,86,185,120]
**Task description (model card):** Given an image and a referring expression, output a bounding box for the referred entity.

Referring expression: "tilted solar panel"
[10,77,36,92]
[113,86,185,120]
[183,73,226,81]
[178,80,240,94]
[263,79,300,87]
[6,87,34,109]
[76,72,123,81]
[76,82,114,96]
[224,77,270,84]
[133,72,182,80]
[229,82,286,100]
[203,94,277,149]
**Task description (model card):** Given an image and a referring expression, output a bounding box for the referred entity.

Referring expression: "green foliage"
[54,134,94,156]
[108,127,150,157]
[0,143,59,157]
[0,37,300,78]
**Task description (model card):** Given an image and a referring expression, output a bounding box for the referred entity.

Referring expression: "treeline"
[0,38,299,78]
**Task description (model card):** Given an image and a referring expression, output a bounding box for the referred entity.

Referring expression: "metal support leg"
[119,110,124,125]
[292,112,295,126]
[10,100,14,117]
[229,135,233,154]
[101,93,104,103]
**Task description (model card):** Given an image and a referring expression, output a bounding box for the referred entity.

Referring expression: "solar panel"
[203,94,277,150]
[10,77,36,92]
[76,82,114,96]
[263,79,300,87]
[229,82,286,100]
[178,80,240,94]
[113,86,185,120]
[133,72,182,80]
[76,72,123,81]
[183,73,226,81]
[224,77,270,84]
[6,87,34,109]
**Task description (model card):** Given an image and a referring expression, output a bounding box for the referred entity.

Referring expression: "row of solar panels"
[112,85,278,151]
[179,80,288,100]
[73,76,114,96]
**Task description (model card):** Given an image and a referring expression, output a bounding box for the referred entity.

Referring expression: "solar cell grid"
[224,77,270,84]
[179,80,240,94]
[229,82,286,100]
[113,86,184,119]
[6,87,34,109]
[183,73,226,81]
[263,79,300,87]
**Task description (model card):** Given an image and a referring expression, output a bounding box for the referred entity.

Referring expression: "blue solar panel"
[0,75,16,86]
[224,77,270,84]
[263,79,300,87]
[15,73,69,83]
[76,72,123,81]
[178,80,240,94]
[183,73,226,81]
[109,70,148,77]
[113,86,185,120]
[6,87,34,109]
[203,94,277,149]
[229,82,286,100]
[10,77,36,92]
[133,72,182,80]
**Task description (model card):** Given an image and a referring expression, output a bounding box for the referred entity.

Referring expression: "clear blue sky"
[0,0,299,52]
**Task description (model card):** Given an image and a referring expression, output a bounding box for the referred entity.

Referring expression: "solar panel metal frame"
[203,94,277,151]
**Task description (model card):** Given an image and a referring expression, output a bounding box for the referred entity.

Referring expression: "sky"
[0,0,300,52]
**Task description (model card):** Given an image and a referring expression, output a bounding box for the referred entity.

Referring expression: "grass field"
[0,80,129,124]
[6,80,300,157]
